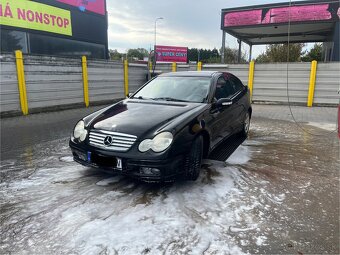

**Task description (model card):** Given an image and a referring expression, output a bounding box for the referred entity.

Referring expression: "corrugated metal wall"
[24,55,84,109]
[0,54,20,112]
[1,53,339,115]
[128,63,148,93]
[314,63,340,105]
[87,60,124,103]
[252,63,311,104]
[203,64,249,85]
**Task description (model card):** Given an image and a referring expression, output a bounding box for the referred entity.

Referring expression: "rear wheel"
[184,136,203,181]
[241,111,251,137]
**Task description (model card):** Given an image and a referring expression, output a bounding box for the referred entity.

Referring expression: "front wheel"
[241,111,251,137]
[184,136,203,181]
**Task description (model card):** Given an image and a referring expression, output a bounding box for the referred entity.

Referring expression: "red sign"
[224,4,337,27]
[57,0,105,15]
[155,45,187,63]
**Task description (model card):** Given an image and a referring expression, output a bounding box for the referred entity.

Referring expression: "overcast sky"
[106,0,306,58]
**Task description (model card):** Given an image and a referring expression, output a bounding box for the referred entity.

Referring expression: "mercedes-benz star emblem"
[103,136,113,146]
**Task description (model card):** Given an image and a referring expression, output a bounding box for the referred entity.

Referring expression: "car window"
[214,76,235,100]
[133,77,211,103]
[230,76,244,93]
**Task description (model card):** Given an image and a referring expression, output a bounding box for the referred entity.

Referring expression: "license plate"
[116,158,122,170]
[77,151,87,161]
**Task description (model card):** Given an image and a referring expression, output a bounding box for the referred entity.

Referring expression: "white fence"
[0,52,339,115]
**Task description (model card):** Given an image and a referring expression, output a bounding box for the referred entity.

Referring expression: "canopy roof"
[221,0,340,45]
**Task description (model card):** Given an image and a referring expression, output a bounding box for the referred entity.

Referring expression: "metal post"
[197,62,202,71]
[124,60,129,97]
[221,31,226,64]
[81,56,89,107]
[248,44,253,63]
[154,17,163,52]
[15,50,28,115]
[247,61,255,102]
[307,60,318,107]
[237,39,242,63]
[172,62,177,72]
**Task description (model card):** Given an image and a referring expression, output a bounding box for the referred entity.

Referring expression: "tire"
[241,111,251,137]
[184,136,203,181]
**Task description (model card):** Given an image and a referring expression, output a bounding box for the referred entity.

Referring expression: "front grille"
[89,129,137,152]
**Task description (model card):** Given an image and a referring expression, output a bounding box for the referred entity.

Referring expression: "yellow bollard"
[81,56,89,107]
[172,62,177,72]
[307,60,318,107]
[197,61,202,71]
[247,61,255,101]
[15,50,28,115]
[124,59,129,97]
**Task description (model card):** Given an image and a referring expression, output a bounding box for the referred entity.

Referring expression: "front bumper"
[70,141,185,182]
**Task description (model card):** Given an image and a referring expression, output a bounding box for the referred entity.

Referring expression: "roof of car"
[159,71,222,77]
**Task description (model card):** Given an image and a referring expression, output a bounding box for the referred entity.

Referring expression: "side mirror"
[215,98,233,108]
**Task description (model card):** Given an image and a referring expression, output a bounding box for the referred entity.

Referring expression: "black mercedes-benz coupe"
[70,71,251,182]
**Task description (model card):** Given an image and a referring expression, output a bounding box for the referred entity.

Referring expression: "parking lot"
[0,104,339,254]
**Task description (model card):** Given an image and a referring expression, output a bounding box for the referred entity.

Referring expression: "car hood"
[86,99,204,137]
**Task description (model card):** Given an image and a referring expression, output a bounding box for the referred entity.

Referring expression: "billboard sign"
[57,0,105,15]
[223,3,340,28]
[0,0,72,36]
[155,45,188,63]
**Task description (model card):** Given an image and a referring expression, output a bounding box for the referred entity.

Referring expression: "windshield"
[132,77,211,103]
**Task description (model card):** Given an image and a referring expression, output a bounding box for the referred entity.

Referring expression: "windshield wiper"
[131,96,148,100]
[151,97,188,102]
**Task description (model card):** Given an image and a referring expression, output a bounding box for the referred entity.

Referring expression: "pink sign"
[155,45,188,63]
[57,0,105,15]
[224,4,335,27]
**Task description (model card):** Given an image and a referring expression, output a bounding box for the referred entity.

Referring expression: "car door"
[208,75,237,148]
[229,75,247,131]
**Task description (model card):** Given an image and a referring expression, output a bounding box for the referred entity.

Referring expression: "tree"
[109,49,123,61]
[0,30,24,53]
[256,43,305,63]
[127,48,149,60]
[220,47,247,64]
[301,43,322,62]
[188,48,220,63]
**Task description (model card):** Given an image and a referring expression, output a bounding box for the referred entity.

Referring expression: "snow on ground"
[1,137,268,255]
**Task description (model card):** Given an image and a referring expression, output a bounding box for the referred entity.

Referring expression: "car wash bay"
[1,104,338,254]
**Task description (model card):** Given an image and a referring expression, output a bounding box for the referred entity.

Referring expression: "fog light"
[140,167,161,175]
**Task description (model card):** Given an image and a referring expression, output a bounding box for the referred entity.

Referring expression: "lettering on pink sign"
[262,5,331,24]
[224,10,263,26]
[224,3,335,27]
[155,45,188,63]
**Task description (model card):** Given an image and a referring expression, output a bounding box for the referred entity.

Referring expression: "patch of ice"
[307,122,337,131]
[230,226,257,233]
[255,236,267,246]
[96,177,121,186]
[226,145,250,165]
[59,156,74,162]
[2,160,252,255]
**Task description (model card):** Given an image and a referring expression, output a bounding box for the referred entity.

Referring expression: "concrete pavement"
[0,103,339,254]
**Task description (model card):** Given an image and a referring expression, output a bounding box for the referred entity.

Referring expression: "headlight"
[73,120,87,141]
[138,132,173,153]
